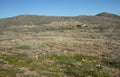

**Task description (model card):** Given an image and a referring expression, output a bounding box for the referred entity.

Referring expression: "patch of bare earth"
[19,67,38,76]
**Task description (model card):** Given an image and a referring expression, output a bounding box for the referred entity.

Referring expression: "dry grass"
[0,24,119,77]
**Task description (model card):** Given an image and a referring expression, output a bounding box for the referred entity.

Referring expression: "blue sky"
[0,0,120,18]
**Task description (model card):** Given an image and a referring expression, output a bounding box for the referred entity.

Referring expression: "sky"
[0,0,120,18]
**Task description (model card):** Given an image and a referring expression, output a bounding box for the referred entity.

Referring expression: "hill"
[0,12,120,77]
[0,12,120,27]
[96,12,120,19]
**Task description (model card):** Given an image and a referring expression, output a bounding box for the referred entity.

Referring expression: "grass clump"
[0,67,17,77]
[48,54,96,63]
[36,54,110,77]
[2,54,32,67]
[15,45,31,50]
[0,53,111,77]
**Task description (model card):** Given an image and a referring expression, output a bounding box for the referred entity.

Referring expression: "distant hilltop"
[96,12,120,19]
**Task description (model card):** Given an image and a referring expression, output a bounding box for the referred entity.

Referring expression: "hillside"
[96,12,120,19]
[0,12,120,27]
[0,12,120,77]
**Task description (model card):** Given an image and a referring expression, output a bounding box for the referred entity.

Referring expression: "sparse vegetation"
[101,51,120,69]
[0,12,120,77]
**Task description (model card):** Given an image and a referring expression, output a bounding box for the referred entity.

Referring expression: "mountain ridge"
[0,12,120,29]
